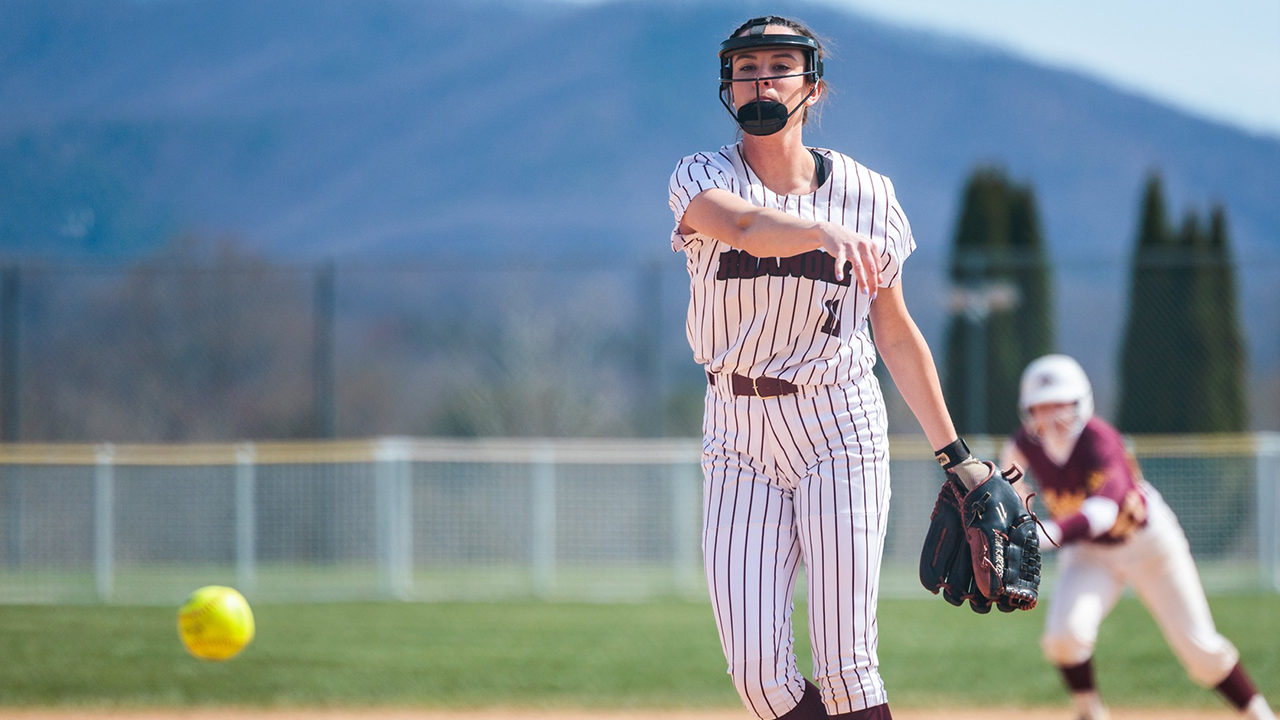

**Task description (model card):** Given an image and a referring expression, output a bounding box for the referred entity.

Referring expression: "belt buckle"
[752,376,766,398]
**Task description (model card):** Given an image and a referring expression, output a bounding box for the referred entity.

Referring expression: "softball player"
[668,16,1001,719]
[1001,355,1275,720]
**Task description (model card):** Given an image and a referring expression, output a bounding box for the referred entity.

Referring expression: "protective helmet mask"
[719,17,823,137]
[1018,354,1094,442]
[733,93,811,137]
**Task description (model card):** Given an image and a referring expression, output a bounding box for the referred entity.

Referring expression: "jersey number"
[820,299,841,337]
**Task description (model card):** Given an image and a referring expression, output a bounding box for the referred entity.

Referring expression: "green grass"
[0,595,1276,709]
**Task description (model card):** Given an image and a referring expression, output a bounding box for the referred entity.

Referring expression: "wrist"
[934,437,993,490]
[809,221,832,251]
[934,437,970,471]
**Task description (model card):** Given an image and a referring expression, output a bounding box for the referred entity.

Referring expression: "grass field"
[0,595,1276,710]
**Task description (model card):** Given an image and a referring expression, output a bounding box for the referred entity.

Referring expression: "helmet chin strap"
[721,77,816,136]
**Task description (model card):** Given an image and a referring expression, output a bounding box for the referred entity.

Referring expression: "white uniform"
[1042,483,1240,686]
[668,142,915,718]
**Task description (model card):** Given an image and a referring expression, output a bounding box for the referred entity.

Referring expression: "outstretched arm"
[682,188,881,289]
[870,285,990,489]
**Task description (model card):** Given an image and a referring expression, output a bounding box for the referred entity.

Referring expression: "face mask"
[734,93,810,136]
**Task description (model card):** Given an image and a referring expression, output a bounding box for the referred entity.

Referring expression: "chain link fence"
[0,435,1276,605]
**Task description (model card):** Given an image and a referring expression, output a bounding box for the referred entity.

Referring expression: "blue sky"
[554,0,1280,138]
[814,0,1280,138]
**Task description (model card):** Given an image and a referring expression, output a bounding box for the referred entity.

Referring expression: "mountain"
[3,0,1278,261]
[2,0,1278,421]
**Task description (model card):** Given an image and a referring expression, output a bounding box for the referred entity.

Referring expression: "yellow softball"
[177,585,255,661]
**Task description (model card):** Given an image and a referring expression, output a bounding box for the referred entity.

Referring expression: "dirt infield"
[0,709,1242,720]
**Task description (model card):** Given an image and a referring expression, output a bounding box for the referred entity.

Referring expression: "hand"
[949,455,995,491]
[817,222,880,295]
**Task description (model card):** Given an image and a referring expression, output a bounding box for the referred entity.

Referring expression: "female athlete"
[667,15,1008,720]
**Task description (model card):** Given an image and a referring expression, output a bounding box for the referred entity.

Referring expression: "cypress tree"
[944,167,1053,435]
[1199,206,1248,431]
[1004,184,1054,427]
[1173,212,1208,431]
[1118,174,1180,432]
[1119,179,1248,433]
[945,169,1004,434]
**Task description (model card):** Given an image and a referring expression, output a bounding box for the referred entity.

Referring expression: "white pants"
[701,377,891,718]
[1041,484,1239,687]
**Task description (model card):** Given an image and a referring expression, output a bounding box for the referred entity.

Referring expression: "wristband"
[934,437,971,471]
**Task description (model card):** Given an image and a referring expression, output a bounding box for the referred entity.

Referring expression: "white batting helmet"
[1019,354,1094,438]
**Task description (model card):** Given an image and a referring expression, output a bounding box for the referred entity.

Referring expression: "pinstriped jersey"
[668,142,916,387]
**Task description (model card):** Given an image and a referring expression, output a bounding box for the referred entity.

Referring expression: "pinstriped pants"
[701,375,892,718]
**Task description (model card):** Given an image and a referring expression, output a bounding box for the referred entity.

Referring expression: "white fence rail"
[0,435,1276,605]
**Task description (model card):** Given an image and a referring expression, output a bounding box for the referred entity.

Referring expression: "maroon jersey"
[1013,417,1148,543]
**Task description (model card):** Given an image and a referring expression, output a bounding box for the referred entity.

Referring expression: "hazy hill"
[3,0,1278,262]
[2,0,1279,424]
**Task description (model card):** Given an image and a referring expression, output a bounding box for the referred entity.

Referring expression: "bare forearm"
[731,207,824,257]
[876,317,957,449]
[681,190,880,289]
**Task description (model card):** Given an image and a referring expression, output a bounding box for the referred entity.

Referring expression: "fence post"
[395,443,413,598]
[670,457,701,597]
[531,444,556,598]
[94,444,115,603]
[235,443,257,595]
[1257,433,1280,593]
[375,438,413,600]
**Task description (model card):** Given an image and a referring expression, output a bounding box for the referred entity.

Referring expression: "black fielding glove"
[919,476,992,613]
[920,438,1041,613]
[960,463,1041,611]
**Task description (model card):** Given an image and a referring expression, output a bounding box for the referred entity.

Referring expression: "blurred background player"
[1000,354,1275,720]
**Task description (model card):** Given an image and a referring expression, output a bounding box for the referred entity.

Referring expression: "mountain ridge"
[2,0,1277,264]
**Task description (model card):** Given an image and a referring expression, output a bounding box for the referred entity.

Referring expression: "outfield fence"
[1,434,1277,605]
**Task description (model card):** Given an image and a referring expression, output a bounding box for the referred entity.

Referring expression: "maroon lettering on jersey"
[1013,417,1148,543]
[714,249,852,286]
[778,254,806,278]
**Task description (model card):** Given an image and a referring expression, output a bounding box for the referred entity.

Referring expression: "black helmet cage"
[717,17,824,130]
[718,17,824,94]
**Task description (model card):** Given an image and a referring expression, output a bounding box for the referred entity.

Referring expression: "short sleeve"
[1075,426,1137,504]
[668,152,735,252]
[879,180,916,288]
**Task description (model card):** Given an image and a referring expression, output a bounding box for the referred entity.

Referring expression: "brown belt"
[707,371,800,398]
